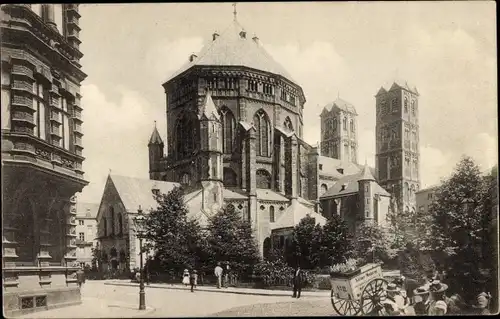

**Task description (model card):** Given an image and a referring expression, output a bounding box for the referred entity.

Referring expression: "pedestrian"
[76,266,85,288]
[393,277,409,306]
[427,280,448,315]
[292,265,303,299]
[472,292,492,315]
[182,268,190,286]
[214,262,223,289]
[190,270,198,292]
[224,262,230,288]
[412,286,431,315]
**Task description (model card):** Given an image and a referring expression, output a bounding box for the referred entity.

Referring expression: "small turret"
[148,122,164,178]
[358,161,376,222]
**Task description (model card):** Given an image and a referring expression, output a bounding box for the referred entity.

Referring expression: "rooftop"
[321,98,358,116]
[320,170,390,199]
[164,19,297,84]
[271,201,327,230]
[108,174,180,213]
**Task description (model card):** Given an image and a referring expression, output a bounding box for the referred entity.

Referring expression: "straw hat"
[429,280,448,293]
[386,283,400,293]
[413,286,430,296]
[472,292,491,309]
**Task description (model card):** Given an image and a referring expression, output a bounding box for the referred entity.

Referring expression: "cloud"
[77,84,165,202]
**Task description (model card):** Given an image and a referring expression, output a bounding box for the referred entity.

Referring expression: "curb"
[104,282,329,298]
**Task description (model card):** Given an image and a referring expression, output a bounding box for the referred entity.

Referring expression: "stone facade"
[147,18,400,256]
[1,4,86,316]
[375,82,421,214]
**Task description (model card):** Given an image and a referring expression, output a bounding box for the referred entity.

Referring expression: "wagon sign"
[330,263,388,316]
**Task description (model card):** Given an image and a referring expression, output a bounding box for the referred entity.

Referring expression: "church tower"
[375,81,420,214]
[198,90,224,215]
[320,98,358,163]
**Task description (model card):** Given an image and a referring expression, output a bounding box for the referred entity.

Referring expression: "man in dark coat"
[292,266,303,298]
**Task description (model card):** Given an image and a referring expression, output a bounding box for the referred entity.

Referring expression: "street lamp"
[133,205,146,310]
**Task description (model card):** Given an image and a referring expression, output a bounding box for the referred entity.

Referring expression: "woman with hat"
[472,292,491,315]
[413,286,431,315]
[382,283,407,315]
[428,280,448,315]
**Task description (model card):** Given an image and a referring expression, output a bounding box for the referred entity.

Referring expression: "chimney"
[86,209,91,217]
[212,32,219,41]
[239,30,247,39]
[337,168,344,174]
[41,4,57,30]
[252,35,259,43]
[341,183,347,191]
[189,53,198,62]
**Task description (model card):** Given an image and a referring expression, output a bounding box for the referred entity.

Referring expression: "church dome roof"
[164,20,297,84]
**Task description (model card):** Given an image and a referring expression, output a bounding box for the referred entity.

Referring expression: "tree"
[142,186,205,275]
[205,204,260,278]
[353,222,396,264]
[289,215,324,269]
[425,156,494,300]
[319,215,353,266]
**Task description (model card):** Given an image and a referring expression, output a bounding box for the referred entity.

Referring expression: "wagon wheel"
[360,278,389,315]
[330,289,362,316]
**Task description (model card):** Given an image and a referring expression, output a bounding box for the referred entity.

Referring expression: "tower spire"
[233,3,237,21]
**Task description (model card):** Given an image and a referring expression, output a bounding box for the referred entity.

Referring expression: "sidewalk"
[104,280,331,298]
[104,270,400,298]
[19,297,155,318]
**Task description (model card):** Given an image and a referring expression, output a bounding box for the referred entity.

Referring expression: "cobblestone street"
[20,281,334,318]
[213,299,335,317]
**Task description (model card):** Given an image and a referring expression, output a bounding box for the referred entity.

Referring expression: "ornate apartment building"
[375,82,421,214]
[1,4,86,316]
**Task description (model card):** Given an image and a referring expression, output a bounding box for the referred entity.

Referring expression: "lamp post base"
[139,289,146,310]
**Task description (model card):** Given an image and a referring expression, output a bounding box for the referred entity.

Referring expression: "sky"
[76,2,497,203]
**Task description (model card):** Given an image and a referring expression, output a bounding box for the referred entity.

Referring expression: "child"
[182,269,190,286]
[190,270,198,292]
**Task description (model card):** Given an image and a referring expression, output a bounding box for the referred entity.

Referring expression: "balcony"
[11,111,35,125]
[11,64,34,79]
[11,95,33,109]
[11,80,33,94]
[71,110,82,121]
[50,112,62,123]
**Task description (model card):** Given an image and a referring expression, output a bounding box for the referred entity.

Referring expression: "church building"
[144,14,414,258]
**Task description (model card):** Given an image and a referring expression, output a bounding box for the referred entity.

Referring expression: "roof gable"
[272,201,327,230]
[164,20,296,84]
[199,91,220,121]
[109,175,180,213]
[148,126,163,145]
[323,98,357,115]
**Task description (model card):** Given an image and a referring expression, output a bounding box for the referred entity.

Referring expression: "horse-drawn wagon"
[330,262,389,316]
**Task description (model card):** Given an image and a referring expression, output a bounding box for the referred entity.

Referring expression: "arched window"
[411,100,416,116]
[253,110,270,157]
[350,120,355,133]
[283,117,294,132]
[223,167,238,187]
[332,117,337,130]
[118,213,123,235]
[175,112,198,160]
[256,169,271,189]
[110,206,115,236]
[220,107,235,153]
[410,184,416,202]
[343,117,347,130]
[103,218,107,237]
[404,97,408,113]
[269,206,275,222]
[320,184,328,195]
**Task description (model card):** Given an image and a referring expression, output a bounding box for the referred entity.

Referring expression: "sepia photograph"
[1,1,498,317]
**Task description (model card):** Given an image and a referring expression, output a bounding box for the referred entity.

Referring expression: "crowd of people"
[379,271,492,316]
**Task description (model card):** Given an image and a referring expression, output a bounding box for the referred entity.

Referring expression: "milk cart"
[330,263,388,316]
